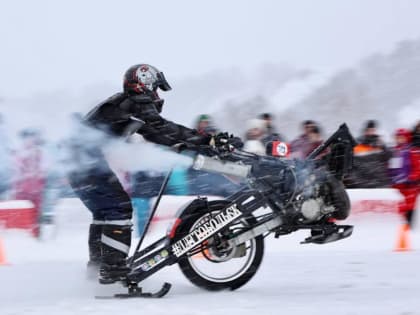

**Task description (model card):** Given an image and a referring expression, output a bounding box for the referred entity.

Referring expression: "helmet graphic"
[123,64,172,94]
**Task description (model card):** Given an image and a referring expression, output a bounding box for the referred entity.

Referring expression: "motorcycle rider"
[68,64,242,284]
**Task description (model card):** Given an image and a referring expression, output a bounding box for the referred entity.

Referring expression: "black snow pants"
[68,147,133,223]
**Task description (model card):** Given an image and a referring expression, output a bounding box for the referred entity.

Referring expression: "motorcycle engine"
[301,199,321,221]
[301,198,332,221]
[298,181,336,222]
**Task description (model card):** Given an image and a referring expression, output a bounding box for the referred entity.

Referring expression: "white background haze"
[0,0,419,142]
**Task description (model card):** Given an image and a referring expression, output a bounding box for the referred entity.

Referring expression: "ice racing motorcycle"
[97,124,356,299]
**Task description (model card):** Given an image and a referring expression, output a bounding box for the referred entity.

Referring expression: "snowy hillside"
[2,39,420,145]
[278,39,420,139]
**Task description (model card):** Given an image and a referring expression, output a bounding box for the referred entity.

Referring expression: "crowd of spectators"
[0,112,419,236]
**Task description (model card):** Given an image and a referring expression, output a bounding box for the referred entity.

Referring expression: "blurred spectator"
[290,120,317,159]
[259,113,276,135]
[407,121,420,226]
[389,129,413,184]
[195,114,217,135]
[345,120,391,188]
[356,120,386,150]
[306,125,324,156]
[243,118,266,155]
[290,124,325,159]
[0,114,12,198]
[259,113,284,145]
[188,114,239,197]
[388,128,420,227]
[13,128,47,237]
[412,120,420,147]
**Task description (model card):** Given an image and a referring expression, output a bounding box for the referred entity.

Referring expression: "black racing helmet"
[123,64,172,94]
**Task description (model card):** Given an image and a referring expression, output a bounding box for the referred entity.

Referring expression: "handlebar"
[174,142,257,178]
[178,123,356,180]
[181,143,288,179]
[176,141,247,159]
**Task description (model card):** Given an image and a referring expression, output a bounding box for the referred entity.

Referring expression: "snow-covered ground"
[1,195,420,315]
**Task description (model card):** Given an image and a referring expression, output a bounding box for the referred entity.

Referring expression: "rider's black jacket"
[84,92,210,146]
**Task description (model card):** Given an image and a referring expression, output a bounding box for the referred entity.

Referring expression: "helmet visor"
[155,72,172,91]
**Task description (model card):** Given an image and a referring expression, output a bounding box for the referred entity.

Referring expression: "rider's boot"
[86,224,103,280]
[99,224,132,284]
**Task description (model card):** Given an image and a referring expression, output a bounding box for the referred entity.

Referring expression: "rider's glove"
[213,132,244,151]
[172,143,188,153]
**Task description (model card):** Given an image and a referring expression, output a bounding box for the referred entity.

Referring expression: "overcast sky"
[1,0,420,98]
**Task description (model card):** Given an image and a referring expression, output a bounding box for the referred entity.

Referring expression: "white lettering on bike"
[171,204,242,257]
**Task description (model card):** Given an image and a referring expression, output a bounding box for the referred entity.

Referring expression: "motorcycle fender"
[166,197,209,239]
[166,192,262,240]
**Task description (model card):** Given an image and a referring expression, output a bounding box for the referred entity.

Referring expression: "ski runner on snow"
[68,64,242,284]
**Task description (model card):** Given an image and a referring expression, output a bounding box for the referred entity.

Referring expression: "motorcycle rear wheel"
[177,201,264,291]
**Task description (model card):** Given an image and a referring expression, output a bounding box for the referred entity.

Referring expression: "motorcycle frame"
[125,123,356,285]
[126,187,267,284]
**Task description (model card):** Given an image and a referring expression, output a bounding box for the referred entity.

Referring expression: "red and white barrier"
[0,189,406,239]
[347,189,402,215]
[0,200,37,235]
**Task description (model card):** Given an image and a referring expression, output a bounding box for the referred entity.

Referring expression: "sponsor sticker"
[272,141,289,157]
[140,249,169,271]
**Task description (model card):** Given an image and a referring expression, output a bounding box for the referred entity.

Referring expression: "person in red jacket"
[389,128,420,227]
[411,121,420,179]
[13,129,47,237]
